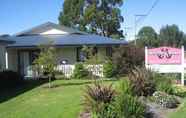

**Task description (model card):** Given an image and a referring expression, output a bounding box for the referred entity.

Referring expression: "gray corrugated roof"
[15,22,87,36]
[0,36,14,44]
[7,34,127,48]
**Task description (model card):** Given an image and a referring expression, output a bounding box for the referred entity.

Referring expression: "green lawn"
[169,97,186,118]
[0,79,118,118]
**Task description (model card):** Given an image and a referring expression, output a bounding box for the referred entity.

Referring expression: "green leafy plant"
[72,62,89,79]
[154,74,174,94]
[33,42,57,88]
[114,79,146,118]
[153,91,179,108]
[118,79,133,95]
[172,86,186,98]
[128,67,156,96]
[103,60,115,78]
[114,94,146,118]
[92,103,117,118]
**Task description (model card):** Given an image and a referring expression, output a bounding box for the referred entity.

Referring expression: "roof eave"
[7,43,127,49]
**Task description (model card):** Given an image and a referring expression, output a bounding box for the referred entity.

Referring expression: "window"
[77,47,98,62]
[77,47,87,62]
[30,51,40,64]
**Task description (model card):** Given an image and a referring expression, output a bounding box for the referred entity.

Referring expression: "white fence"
[57,64,103,78]
[86,65,104,77]
[25,64,104,79]
[57,65,74,78]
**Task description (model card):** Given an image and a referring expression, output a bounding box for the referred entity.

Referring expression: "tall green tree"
[159,24,185,47]
[137,26,158,47]
[58,0,124,39]
[58,0,84,28]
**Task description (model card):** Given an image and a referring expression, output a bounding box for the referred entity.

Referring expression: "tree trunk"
[49,76,51,88]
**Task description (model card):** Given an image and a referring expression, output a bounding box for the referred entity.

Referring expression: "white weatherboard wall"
[145,46,185,86]
[56,47,107,65]
[57,47,77,64]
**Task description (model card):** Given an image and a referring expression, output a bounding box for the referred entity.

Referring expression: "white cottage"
[2,22,127,78]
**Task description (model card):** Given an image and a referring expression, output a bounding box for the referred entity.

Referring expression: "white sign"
[145,46,185,86]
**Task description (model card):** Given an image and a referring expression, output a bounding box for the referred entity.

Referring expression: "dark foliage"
[128,67,156,97]
[83,82,116,113]
[59,0,124,39]
[0,70,23,89]
[112,44,145,75]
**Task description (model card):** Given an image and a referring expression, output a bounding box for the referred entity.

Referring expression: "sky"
[0,0,186,41]
[123,0,186,40]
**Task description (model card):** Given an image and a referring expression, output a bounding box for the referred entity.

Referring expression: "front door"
[18,50,40,78]
[19,52,30,77]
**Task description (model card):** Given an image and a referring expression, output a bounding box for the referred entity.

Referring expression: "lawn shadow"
[0,79,118,103]
[0,79,48,104]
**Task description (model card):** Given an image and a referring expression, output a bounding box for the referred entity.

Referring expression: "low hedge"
[0,70,23,89]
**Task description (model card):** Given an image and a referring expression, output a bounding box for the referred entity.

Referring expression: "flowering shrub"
[153,91,179,108]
